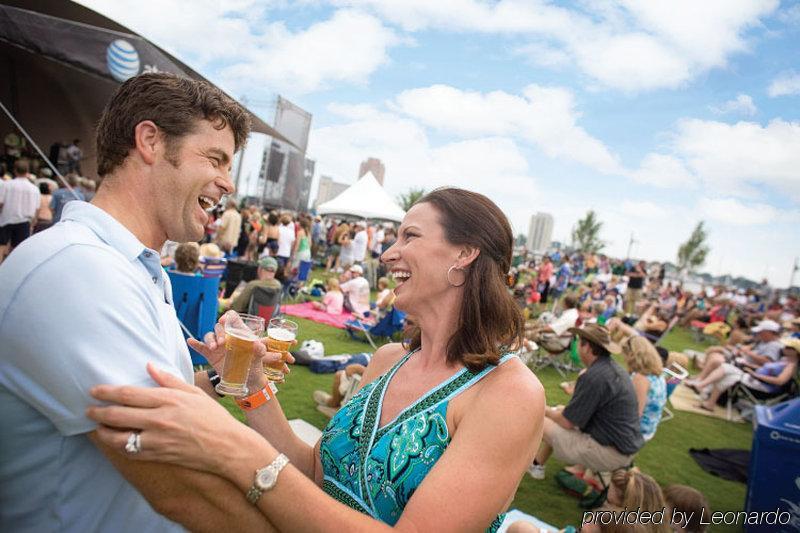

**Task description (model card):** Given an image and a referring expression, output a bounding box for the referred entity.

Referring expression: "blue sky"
[80,0,800,286]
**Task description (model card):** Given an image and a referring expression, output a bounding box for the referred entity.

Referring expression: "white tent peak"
[317,173,405,222]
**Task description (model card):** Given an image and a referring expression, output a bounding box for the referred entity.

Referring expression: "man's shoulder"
[0,226,133,305]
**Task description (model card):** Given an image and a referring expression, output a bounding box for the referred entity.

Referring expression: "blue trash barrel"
[745,398,800,532]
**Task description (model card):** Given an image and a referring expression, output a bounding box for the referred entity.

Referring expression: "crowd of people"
[1,72,799,532]
[0,148,96,262]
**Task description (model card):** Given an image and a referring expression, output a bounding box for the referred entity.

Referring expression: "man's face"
[152,120,235,243]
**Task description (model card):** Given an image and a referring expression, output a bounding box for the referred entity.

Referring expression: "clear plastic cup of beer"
[216,313,265,397]
[264,317,298,382]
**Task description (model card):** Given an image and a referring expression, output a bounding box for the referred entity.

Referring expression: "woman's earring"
[447,265,466,287]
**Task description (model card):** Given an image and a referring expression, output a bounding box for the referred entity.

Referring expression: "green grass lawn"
[220,317,752,531]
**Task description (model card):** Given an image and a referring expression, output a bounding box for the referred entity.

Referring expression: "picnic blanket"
[281,302,354,329]
[669,383,744,423]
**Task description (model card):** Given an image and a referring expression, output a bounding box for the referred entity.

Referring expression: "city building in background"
[358,157,385,185]
[527,212,554,254]
[315,175,350,208]
[258,96,314,211]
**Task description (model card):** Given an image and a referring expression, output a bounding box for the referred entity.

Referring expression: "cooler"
[745,398,800,532]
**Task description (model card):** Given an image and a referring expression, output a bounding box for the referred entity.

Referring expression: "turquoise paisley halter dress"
[319,349,516,531]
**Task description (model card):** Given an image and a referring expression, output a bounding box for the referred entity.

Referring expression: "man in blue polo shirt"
[0,74,268,531]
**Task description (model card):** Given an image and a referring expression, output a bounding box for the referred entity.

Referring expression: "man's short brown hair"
[96,73,251,176]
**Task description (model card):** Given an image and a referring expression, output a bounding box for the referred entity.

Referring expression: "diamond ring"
[124,431,141,454]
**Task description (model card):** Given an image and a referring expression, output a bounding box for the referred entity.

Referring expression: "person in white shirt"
[351,221,368,265]
[276,214,295,270]
[215,200,242,254]
[528,294,580,353]
[0,159,40,260]
[340,264,371,317]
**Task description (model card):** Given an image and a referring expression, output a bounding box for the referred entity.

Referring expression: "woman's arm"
[631,373,649,417]
[746,362,796,386]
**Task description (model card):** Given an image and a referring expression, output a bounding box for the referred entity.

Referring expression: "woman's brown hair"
[404,187,523,371]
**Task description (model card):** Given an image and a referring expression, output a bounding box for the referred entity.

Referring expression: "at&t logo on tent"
[106,39,140,82]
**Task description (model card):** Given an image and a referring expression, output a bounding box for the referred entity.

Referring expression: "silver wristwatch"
[246,453,290,504]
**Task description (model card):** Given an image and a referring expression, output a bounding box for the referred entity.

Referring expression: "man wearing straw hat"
[528,323,643,479]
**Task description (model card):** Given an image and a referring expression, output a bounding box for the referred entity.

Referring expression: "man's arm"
[546,405,574,430]
[89,433,275,532]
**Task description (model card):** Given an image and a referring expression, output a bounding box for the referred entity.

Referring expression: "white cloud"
[709,94,758,116]
[630,153,697,188]
[393,84,623,174]
[619,200,669,218]
[768,71,800,97]
[77,2,400,95]
[697,197,779,225]
[334,0,778,92]
[673,118,800,201]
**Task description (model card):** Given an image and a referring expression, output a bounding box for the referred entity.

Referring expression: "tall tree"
[572,210,605,253]
[396,188,425,211]
[677,221,710,275]
[515,234,527,247]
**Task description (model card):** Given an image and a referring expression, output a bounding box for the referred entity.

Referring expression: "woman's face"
[381,202,462,313]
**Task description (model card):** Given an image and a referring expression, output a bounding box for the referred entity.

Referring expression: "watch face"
[256,468,277,490]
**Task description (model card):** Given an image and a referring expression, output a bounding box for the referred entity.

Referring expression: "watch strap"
[206,368,225,398]
[246,453,290,504]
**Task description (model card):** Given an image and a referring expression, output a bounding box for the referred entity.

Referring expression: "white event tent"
[317,173,406,223]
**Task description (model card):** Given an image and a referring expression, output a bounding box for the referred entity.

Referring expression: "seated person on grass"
[312,363,367,411]
[527,324,643,480]
[687,319,782,383]
[606,302,668,344]
[526,294,579,353]
[340,264,370,317]
[373,276,395,318]
[311,277,344,314]
[692,337,798,412]
[621,337,666,442]
[508,468,669,533]
[220,256,282,313]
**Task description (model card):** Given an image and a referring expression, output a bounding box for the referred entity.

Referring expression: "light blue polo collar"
[61,201,151,262]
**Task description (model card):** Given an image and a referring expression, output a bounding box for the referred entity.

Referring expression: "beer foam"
[268,327,296,342]
[227,327,259,341]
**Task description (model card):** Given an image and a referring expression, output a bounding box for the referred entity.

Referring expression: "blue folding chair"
[200,257,228,279]
[169,272,221,365]
[345,308,406,349]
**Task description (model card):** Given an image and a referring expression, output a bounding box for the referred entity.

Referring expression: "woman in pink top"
[536,256,554,303]
[312,277,344,314]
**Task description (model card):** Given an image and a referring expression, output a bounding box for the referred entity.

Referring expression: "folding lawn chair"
[345,308,406,349]
[531,335,581,378]
[283,260,313,302]
[169,271,220,365]
[200,257,228,279]
[248,286,282,324]
[725,377,798,421]
[661,362,689,422]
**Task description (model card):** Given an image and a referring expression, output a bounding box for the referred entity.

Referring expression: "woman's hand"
[87,363,265,476]
[188,311,295,391]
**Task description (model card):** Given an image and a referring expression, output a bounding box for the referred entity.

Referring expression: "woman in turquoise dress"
[87,187,546,532]
[621,336,667,441]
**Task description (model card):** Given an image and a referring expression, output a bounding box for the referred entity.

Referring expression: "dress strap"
[373,352,517,441]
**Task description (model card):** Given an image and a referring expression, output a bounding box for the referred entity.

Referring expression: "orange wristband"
[235,383,278,411]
